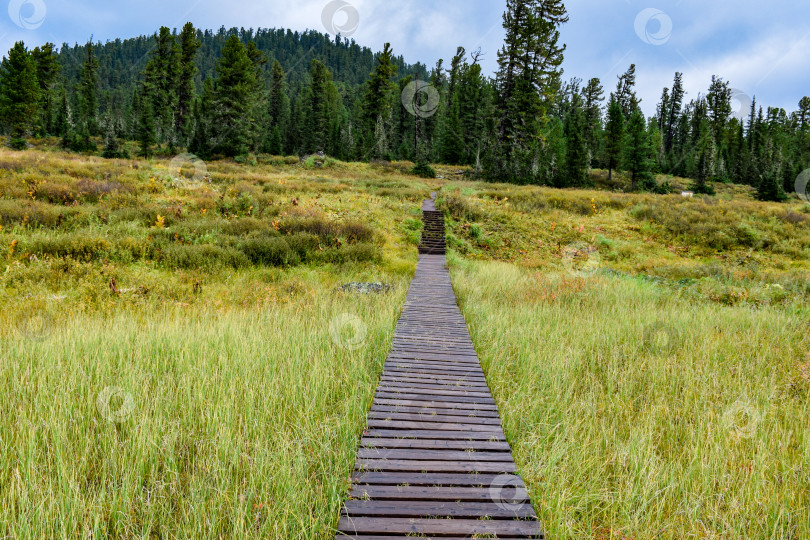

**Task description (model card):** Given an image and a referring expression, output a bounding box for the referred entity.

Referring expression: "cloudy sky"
[3,0,809,116]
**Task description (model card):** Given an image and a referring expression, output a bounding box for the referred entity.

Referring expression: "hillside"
[1,144,808,537]
[55,26,425,103]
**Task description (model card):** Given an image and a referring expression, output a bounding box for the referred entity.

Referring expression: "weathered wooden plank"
[357,448,513,462]
[335,225,542,539]
[337,517,542,536]
[342,500,535,519]
[360,437,511,451]
[349,484,529,502]
[356,459,517,474]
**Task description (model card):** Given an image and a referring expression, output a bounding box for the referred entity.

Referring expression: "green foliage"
[604,97,625,181]
[0,42,40,140]
[411,162,436,178]
[562,92,588,187]
[624,109,655,191]
[208,36,265,157]
[303,59,339,154]
[0,14,806,200]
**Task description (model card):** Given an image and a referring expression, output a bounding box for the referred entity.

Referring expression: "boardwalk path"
[335,199,543,539]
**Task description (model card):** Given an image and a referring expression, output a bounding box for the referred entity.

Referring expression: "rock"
[338,282,392,294]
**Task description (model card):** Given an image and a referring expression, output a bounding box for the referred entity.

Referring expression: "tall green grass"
[450,256,809,539]
[0,281,406,538]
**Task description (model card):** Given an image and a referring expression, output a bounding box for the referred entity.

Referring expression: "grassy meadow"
[1,142,808,538]
[440,180,809,538]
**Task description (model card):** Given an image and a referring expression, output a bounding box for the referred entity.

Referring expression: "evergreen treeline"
[0,2,808,201]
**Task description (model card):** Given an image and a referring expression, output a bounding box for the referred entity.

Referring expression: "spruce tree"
[0,41,40,148]
[605,97,624,181]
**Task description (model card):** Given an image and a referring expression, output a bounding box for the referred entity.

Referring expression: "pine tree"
[439,47,467,164]
[582,77,604,165]
[137,90,157,157]
[102,107,125,158]
[143,27,181,148]
[757,171,788,201]
[624,109,654,190]
[490,0,569,183]
[304,59,339,154]
[189,78,214,158]
[30,43,59,136]
[176,23,201,145]
[615,64,640,117]
[561,92,588,187]
[0,41,40,147]
[77,42,99,138]
[690,99,715,194]
[363,43,397,156]
[604,97,624,181]
[209,36,262,157]
[263,60,290,153]
[664,72,684,156]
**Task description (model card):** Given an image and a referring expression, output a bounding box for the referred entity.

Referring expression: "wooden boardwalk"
[335,201,543,539]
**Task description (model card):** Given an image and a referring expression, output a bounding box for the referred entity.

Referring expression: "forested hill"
[55,26,426,99]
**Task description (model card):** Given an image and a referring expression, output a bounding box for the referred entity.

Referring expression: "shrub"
[318,243,381,264]
[26,234,111,261]
[285,233,320,260]
[8,138,27,150]
[159,243,249,270]
[240,237,300,267]
[221,217,271,236]
[340,221,376,243]
[411,162,436,178]
[441,194,483,222]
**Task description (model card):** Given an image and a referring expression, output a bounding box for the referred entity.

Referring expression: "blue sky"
[2,0,809,116]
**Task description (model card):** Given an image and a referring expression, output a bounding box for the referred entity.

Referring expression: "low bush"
[240,236,300,267]
[158,243,250,270]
